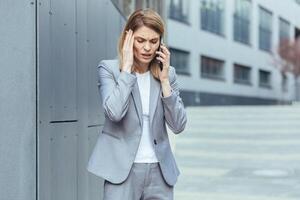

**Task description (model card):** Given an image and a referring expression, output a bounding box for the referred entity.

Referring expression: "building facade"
[167,0,300,106]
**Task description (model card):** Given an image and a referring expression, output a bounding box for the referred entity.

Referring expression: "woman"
[87,8,187,200]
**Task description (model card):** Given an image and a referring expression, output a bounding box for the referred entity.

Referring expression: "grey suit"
[86,59,187,186]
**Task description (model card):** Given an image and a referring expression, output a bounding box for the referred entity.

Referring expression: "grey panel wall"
[49,0,77,121]
[0,1,37,200]
[38,0,124,200]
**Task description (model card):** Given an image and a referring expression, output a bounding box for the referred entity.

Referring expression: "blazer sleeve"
[97,61,137,122]
[160,66,187,134]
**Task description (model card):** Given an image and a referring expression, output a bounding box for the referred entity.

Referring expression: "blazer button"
[153,139,157,145]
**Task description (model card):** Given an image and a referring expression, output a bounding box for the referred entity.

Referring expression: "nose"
[143,42,151,51]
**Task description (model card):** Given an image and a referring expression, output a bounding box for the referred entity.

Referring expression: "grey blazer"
[86,59,187,186]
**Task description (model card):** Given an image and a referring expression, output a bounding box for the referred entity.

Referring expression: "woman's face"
[133,26,160,66]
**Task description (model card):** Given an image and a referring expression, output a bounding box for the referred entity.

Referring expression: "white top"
[133,70,159,163]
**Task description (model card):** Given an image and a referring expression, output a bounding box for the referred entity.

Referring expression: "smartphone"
[156,37,163,71]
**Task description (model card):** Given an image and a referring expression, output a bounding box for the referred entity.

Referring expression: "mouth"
[141,53,152,59]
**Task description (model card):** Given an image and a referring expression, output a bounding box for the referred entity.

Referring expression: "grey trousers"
[103,162,174,200]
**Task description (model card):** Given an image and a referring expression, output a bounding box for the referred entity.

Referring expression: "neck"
[134,60,149,73]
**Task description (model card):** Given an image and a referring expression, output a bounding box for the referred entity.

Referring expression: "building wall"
[0,1,37,200]
[38,0,125,199]
[167,0,300,106]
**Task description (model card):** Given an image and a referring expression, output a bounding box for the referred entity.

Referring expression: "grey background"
[0,0,124,199]
[0,1,37,200]
[38,0,124,200]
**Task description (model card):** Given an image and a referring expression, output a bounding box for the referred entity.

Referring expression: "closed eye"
[137,40,157,44]
[136,37,159,44]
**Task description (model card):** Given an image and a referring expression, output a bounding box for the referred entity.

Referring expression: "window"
[259,69,271,88]
[279,17,290,42]
[110,0,134,18]
[169,48,190,75]
[259,6,272,51]
[234,64,251,85]
[296,28,300,39]
[281,73,288,92]
[200,0,225,36]
[233,0,251,44]
[169,0,189,24]
[201,55,225,80]
[110,0,164,18]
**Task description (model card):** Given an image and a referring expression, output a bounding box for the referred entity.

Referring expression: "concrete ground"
[171,105,300,200]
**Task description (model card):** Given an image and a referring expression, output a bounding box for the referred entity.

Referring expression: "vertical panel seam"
[35,0,39,200]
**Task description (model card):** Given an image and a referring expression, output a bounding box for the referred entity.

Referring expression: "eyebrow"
[135,36,159,40]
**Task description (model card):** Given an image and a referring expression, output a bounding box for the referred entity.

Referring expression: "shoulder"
[97,59,119,71]
[97,59,120,77]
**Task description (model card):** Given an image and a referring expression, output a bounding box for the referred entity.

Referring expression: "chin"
[138,58,152,64]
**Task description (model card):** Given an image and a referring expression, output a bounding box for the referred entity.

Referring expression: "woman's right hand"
[122,29,134,73]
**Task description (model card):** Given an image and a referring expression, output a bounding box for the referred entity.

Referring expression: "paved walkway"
[171,105,300,200]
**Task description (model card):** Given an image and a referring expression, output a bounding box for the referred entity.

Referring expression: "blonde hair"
[118,8,165,80]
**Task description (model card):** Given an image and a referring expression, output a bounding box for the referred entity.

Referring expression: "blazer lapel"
[149,73,161,129]
[114,67,143,128]
[131,71,143,127]
[131,71,161,129]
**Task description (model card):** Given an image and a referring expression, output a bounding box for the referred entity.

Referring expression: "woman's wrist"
[161,79,172,97]
[160,79,169,85]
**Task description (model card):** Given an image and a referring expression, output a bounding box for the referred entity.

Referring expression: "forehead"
[134,26,160,39]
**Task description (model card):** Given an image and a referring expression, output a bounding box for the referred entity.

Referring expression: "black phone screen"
[156,38,163,71]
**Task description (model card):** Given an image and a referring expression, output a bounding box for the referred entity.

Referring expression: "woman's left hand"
[156,43,170,82]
